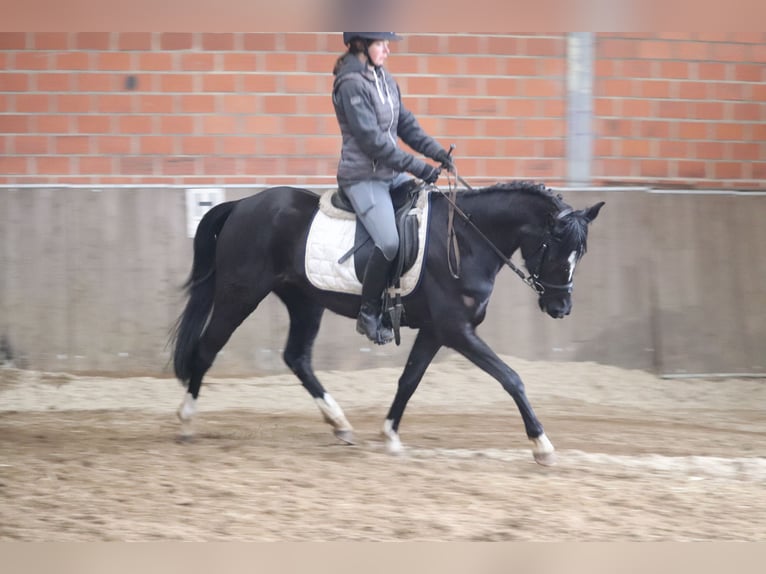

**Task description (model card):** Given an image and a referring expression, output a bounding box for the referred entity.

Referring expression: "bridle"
[437,168,575,296]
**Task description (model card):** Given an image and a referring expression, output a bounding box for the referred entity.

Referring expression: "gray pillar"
[566,33,594,187]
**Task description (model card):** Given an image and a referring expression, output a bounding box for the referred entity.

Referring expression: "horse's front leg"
[382,328,442,453]
[446,326,556,466]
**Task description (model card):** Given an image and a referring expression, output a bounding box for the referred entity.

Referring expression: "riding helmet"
[343,32,403,45]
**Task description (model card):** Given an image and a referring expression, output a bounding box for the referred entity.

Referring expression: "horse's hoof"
[334,429,356,445]
[533,451,557,466]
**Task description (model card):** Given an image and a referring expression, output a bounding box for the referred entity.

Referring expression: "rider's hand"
[433,148,455,172]
[415,163,441,184]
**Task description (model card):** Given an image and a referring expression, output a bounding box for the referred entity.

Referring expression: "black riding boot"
[356,247,394,345]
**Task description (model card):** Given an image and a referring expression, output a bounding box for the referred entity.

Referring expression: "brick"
[162,75,195,93]
[264,95,298,114]
[443,77,479,97]
[447,36,481,54]
[283,34,320,52]
[639,80,672,98]
[244,114,284,136]
[223,53,258,72]
[388,55,421,74]
[464,57,501,76]
[734,64,761,83]
[693,102,725,121]
[118,115,154,134]
[53,94,91,114]
[202,33,235,51]
[638,41,674,60]
[660,61,690,79]
[525,37,565,57]
[180,136,217,155]
[140,136,175,154]
[695,142,725,160]
[697,63,728,81]
[221,137,258,155]
[0,156,28,174]
[677,161,706,178]
[427,56,460,75]
[77,73,116,92]
[659,141,691,158]
[486,37,518,55]
[733,103,761,122]
[78,156,114,174]
[263,53,298,71]
[76,33,111,50]
[160,33,194,51]
[179,95,215,113]
[622,99,653,117]
[283,75,318,94]
[658,100,690,119]
[33,33,70,50]
[0,33,28,50]
[14,52,50,70]
[14,135,49,154]
[181,53,216,71]
[55,52,91,70]
[76,115,111,133]
[679,82,709,100]
[161,115,196,134]
[36,115,71,133]
[55,135,91,154]
[162,157,199,176]
[465,98,501,116]
[711,43,748,62]
[241,74,278,93]
[406,35,442,54]
[243,34,279,51]
[37,73,72,91]
[640,159,669,178]
[96,95,134,113]
[675,42,711,61]
[202,115,237,134]
[37,156,72,174]
[638,120,670,139]
[120,156,157,175]
[221,95,258,114]
[678,122,708,139]
[202,75,237,92]
[203,156,238,175]
[0,73,30,91]
[303,95,333,115]
[598,38,640,59]
[138,53,174,71]
[714,162,743,179]
[136,95,174,113]
[727,142,760,161]
[95,136,133,154]
[118,33,153,51]
[16,94,50,113]
[715,123,746,140]
[97,52,133,71]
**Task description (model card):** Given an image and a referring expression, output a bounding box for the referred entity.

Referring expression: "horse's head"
[520,201,605,319]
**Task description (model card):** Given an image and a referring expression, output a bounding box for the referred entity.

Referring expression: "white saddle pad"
[305,190,431,296]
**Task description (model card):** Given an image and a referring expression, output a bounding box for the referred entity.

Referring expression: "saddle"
[331,179,425,344]
[332,179,423,285]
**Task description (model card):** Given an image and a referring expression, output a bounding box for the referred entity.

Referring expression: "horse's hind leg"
[276,287,355,444]
[178,286,267,435]
[382,328,441,453]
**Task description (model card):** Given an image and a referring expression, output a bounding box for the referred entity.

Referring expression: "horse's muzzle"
[539,296,572,319]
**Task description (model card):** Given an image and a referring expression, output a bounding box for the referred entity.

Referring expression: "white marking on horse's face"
[567,251,577,282]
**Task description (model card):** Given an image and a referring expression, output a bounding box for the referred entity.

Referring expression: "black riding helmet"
[343,32,402,45]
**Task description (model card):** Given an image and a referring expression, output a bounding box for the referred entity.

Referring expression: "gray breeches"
[344,174,411,262]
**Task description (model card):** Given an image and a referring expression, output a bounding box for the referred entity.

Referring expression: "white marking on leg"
[382,419,403,454]
[567,251,577,282]
[314,393,353,432]
[177,392,197,422]
[531,433,554,456]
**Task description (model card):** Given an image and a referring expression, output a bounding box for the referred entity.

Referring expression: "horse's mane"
[462,180,588,256]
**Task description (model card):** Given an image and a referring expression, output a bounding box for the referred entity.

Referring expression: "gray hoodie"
[332,53,443,188]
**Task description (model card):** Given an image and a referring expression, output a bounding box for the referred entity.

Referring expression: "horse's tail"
[171,200,237,385]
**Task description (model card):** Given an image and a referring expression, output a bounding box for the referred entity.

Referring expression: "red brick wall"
[593,33,766,189]
[0,32,763,189]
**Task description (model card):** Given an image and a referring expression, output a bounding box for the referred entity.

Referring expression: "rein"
[436,170,572,296]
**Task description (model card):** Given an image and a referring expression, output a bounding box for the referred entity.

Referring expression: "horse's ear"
[583,201,605,223]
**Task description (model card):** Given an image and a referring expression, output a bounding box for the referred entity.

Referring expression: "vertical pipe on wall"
[566,33,594,187]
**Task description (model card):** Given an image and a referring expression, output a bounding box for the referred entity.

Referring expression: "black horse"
[171,180,604,465]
